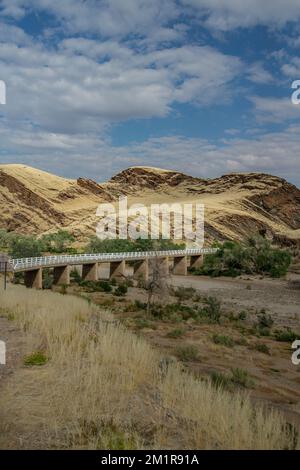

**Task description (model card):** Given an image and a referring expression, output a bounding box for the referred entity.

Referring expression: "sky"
[0,1,300,185]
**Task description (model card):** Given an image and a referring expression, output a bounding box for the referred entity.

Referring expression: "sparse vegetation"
[212,334,235,348]
[257,311,274,329]
[191,236,291,278]
[0,284,299,450]
[274,329,299,343]
[114,283,128,296]
[253,342,270,355]
[24,351,48,366]
[200,296,222,323]
[176,345,199,361]
[166,328,186,339]
[230,368,255,388]
[211,368,255,390]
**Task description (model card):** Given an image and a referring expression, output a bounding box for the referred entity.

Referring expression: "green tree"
[9,235,44,258]
[41,230,75,253]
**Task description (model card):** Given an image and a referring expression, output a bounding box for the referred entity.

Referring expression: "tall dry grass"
[0,284,298,449]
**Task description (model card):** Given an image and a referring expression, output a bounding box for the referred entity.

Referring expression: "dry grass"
[0,284,299,450]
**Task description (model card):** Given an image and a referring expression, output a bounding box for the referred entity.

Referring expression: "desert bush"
[134,299,147,310]
[257,313,274,329]
[176,345,199,361]
[172,286,196,301]
[212,334,234,348]
[200,296,222,323]
[274,329,299,343]
[230,368,255,388]
[166,328,186,339]
[134,318,152,330]
[210,371,233,390]
[238,311,247,321]
[253,342,270,355]
[79,280,112,293]
[114,283,128,296]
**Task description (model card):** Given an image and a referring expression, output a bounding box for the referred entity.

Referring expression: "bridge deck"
[10,248,217,272]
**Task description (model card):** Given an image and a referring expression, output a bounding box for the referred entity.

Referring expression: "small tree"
[9,235,43,258]
[41,230,75,253]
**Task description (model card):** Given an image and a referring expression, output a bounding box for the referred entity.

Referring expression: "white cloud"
[2,121,300,186]
[0,37,242,134]
[250,96,300,123]
[183,0,300,31]
[0,0,180,38]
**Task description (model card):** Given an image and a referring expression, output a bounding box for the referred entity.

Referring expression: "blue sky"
[0,1,300,185]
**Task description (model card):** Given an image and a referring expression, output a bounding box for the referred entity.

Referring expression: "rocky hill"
[1,163,300,246]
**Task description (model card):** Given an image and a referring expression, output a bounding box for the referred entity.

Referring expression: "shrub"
[166,328,185,339]
[134,300,147,310]
[257,327,271,337]
[257,313,274,329]
[200,296,222,323]
[70,269,81,283]
[210,371,232,390]
[274,329,299,343]
[134,318,152,330]
[79,280,112,293]
[114,283,128,296]
[172,286,196,301]
[212,334,234,348]
[176,345,199,361]
[253,342,270,355]
[238,311,247,321]
[24,352,48,366]
[230,368,254,388]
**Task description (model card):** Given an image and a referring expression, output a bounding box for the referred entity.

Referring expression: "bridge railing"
[10,248,218,272]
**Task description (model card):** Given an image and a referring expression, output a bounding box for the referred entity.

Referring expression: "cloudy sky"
[0,0,300,184]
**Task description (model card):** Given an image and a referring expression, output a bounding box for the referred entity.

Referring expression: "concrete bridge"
[7,248,217,289]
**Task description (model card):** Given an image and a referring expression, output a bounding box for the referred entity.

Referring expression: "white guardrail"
[10,248,218,272]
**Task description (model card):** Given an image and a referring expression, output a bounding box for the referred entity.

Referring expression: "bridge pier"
[24,268,43,289]
[133,259,149,282]
[190,255,203,270]
[109,260,126,280]
[82,263,98,281]
[53,265,70,285]
[173,256,187,276]
[158,257,169,277]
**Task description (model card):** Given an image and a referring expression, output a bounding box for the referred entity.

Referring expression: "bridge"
[4,248,217,289]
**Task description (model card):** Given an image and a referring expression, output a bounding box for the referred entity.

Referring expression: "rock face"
[0,163,300,245]
[110,166,203,191]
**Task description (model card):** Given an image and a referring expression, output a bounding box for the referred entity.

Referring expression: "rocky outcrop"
[109,166,203,192]
[0,164,300,245]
